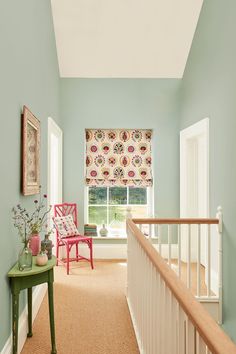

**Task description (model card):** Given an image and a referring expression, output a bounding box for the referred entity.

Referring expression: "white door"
[180,118,209,265]
[48,117,63,253]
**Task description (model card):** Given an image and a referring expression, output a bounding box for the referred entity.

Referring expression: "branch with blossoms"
[12,206,33,246]
[12,186,52,244]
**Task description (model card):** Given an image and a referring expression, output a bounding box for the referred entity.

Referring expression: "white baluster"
[178,306,186,354]
[197,224,201,297]
[187,224,191,289]
[197,332,207,354]
[158,224,162,256]
[207,224,211,297]
[148,224,152,239]
[168,224,171,265]
[187,318,195,354]
[178,224,181,279]
[156,273,161,354]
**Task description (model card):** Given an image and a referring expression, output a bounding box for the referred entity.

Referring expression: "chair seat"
[61,235,92,243]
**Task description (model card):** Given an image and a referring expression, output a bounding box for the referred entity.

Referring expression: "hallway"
[21,261,139,354]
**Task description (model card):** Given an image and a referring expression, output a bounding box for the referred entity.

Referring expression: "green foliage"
[89,186,147,205]
[89,187,107,204]
[109,187,127,204]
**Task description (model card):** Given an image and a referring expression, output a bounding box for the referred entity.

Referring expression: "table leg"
[27,287,33,337]
[12,291,19,354]
[48,275,57,354]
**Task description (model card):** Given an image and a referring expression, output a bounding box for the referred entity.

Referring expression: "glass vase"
[18,246,33,271]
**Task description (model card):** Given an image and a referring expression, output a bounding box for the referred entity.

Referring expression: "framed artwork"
[22,105,40,195]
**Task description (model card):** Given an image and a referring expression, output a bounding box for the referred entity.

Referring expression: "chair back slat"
[54,203,78,227]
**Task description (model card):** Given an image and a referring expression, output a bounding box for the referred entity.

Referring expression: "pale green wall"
[180,0,236,340]
[0,0,60,350]
[60,78,181,234]
[2,0,236,349]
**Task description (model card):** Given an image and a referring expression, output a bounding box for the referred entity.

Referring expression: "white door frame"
[47,117,63,252]
[180,118,209,263]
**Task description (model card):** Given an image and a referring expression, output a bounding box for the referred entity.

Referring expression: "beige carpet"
[21,261,139,354]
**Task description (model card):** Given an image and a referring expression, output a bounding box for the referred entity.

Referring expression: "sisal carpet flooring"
[21,261,139,354]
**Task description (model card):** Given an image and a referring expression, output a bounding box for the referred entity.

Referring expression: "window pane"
[108,206,126,235]
[109,187,127,205]
[88,206,107,226]
[129,187,147,204]
[129,205,148,218]
[89,187,107,205]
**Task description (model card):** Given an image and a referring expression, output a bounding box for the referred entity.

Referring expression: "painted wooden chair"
[53,203,94,274]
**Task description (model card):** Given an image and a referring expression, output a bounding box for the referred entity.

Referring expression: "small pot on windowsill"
[99,224,108,237]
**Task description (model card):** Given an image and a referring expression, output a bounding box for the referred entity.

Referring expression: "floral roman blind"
[85,129,153,187]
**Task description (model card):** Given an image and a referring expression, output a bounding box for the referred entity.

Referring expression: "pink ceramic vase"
[29,234,40,256]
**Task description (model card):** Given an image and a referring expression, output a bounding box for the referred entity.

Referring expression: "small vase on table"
[36,246,48,266]
[41,233,53,260]
[18,244,32,271]
[29,233,40,256]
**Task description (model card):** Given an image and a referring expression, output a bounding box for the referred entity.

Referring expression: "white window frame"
[84,186,154,229]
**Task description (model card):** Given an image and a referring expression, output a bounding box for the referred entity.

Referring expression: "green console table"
[8,256,57,354]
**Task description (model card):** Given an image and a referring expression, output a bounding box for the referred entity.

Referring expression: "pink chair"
[53,203,94,274]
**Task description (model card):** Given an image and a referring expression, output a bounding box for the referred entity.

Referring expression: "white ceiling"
[51,0,203,78]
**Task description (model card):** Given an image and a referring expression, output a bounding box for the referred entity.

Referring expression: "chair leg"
[76,243,79,262]
[66,244,70,275]
[89,240,94,270]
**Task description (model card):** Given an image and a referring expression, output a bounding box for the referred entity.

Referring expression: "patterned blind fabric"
[85,129,153,187]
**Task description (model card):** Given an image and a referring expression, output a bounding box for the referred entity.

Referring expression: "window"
[85,129,154,236]
[86,186,152,236]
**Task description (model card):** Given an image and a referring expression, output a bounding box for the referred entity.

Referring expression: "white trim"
[1,284,47,354]
[210,268,219,296]
[180,117,209,218]
[68,243,178,260]
[48,117,63,253]
[69,243,127,259]
[47,117,63,206]
[180,118,209,262]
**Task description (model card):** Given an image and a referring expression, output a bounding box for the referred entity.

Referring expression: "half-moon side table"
[8,255,57,354]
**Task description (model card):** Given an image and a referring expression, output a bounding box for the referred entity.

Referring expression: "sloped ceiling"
[51,0,203,78]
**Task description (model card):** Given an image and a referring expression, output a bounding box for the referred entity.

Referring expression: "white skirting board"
[65,243,128,259]
[1,284,47,354]
[62,243,178,260]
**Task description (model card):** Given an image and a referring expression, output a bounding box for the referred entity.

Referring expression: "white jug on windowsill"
[99,223,108,237]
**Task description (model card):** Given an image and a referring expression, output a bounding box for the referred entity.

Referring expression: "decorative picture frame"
[22,105,40,195]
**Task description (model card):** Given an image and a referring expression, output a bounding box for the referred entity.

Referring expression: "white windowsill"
[92,235,127,240]
[90,235,159,240]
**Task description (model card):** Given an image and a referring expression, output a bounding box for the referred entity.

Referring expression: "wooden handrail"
[127,219,236,354]
[132,217,219,225]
